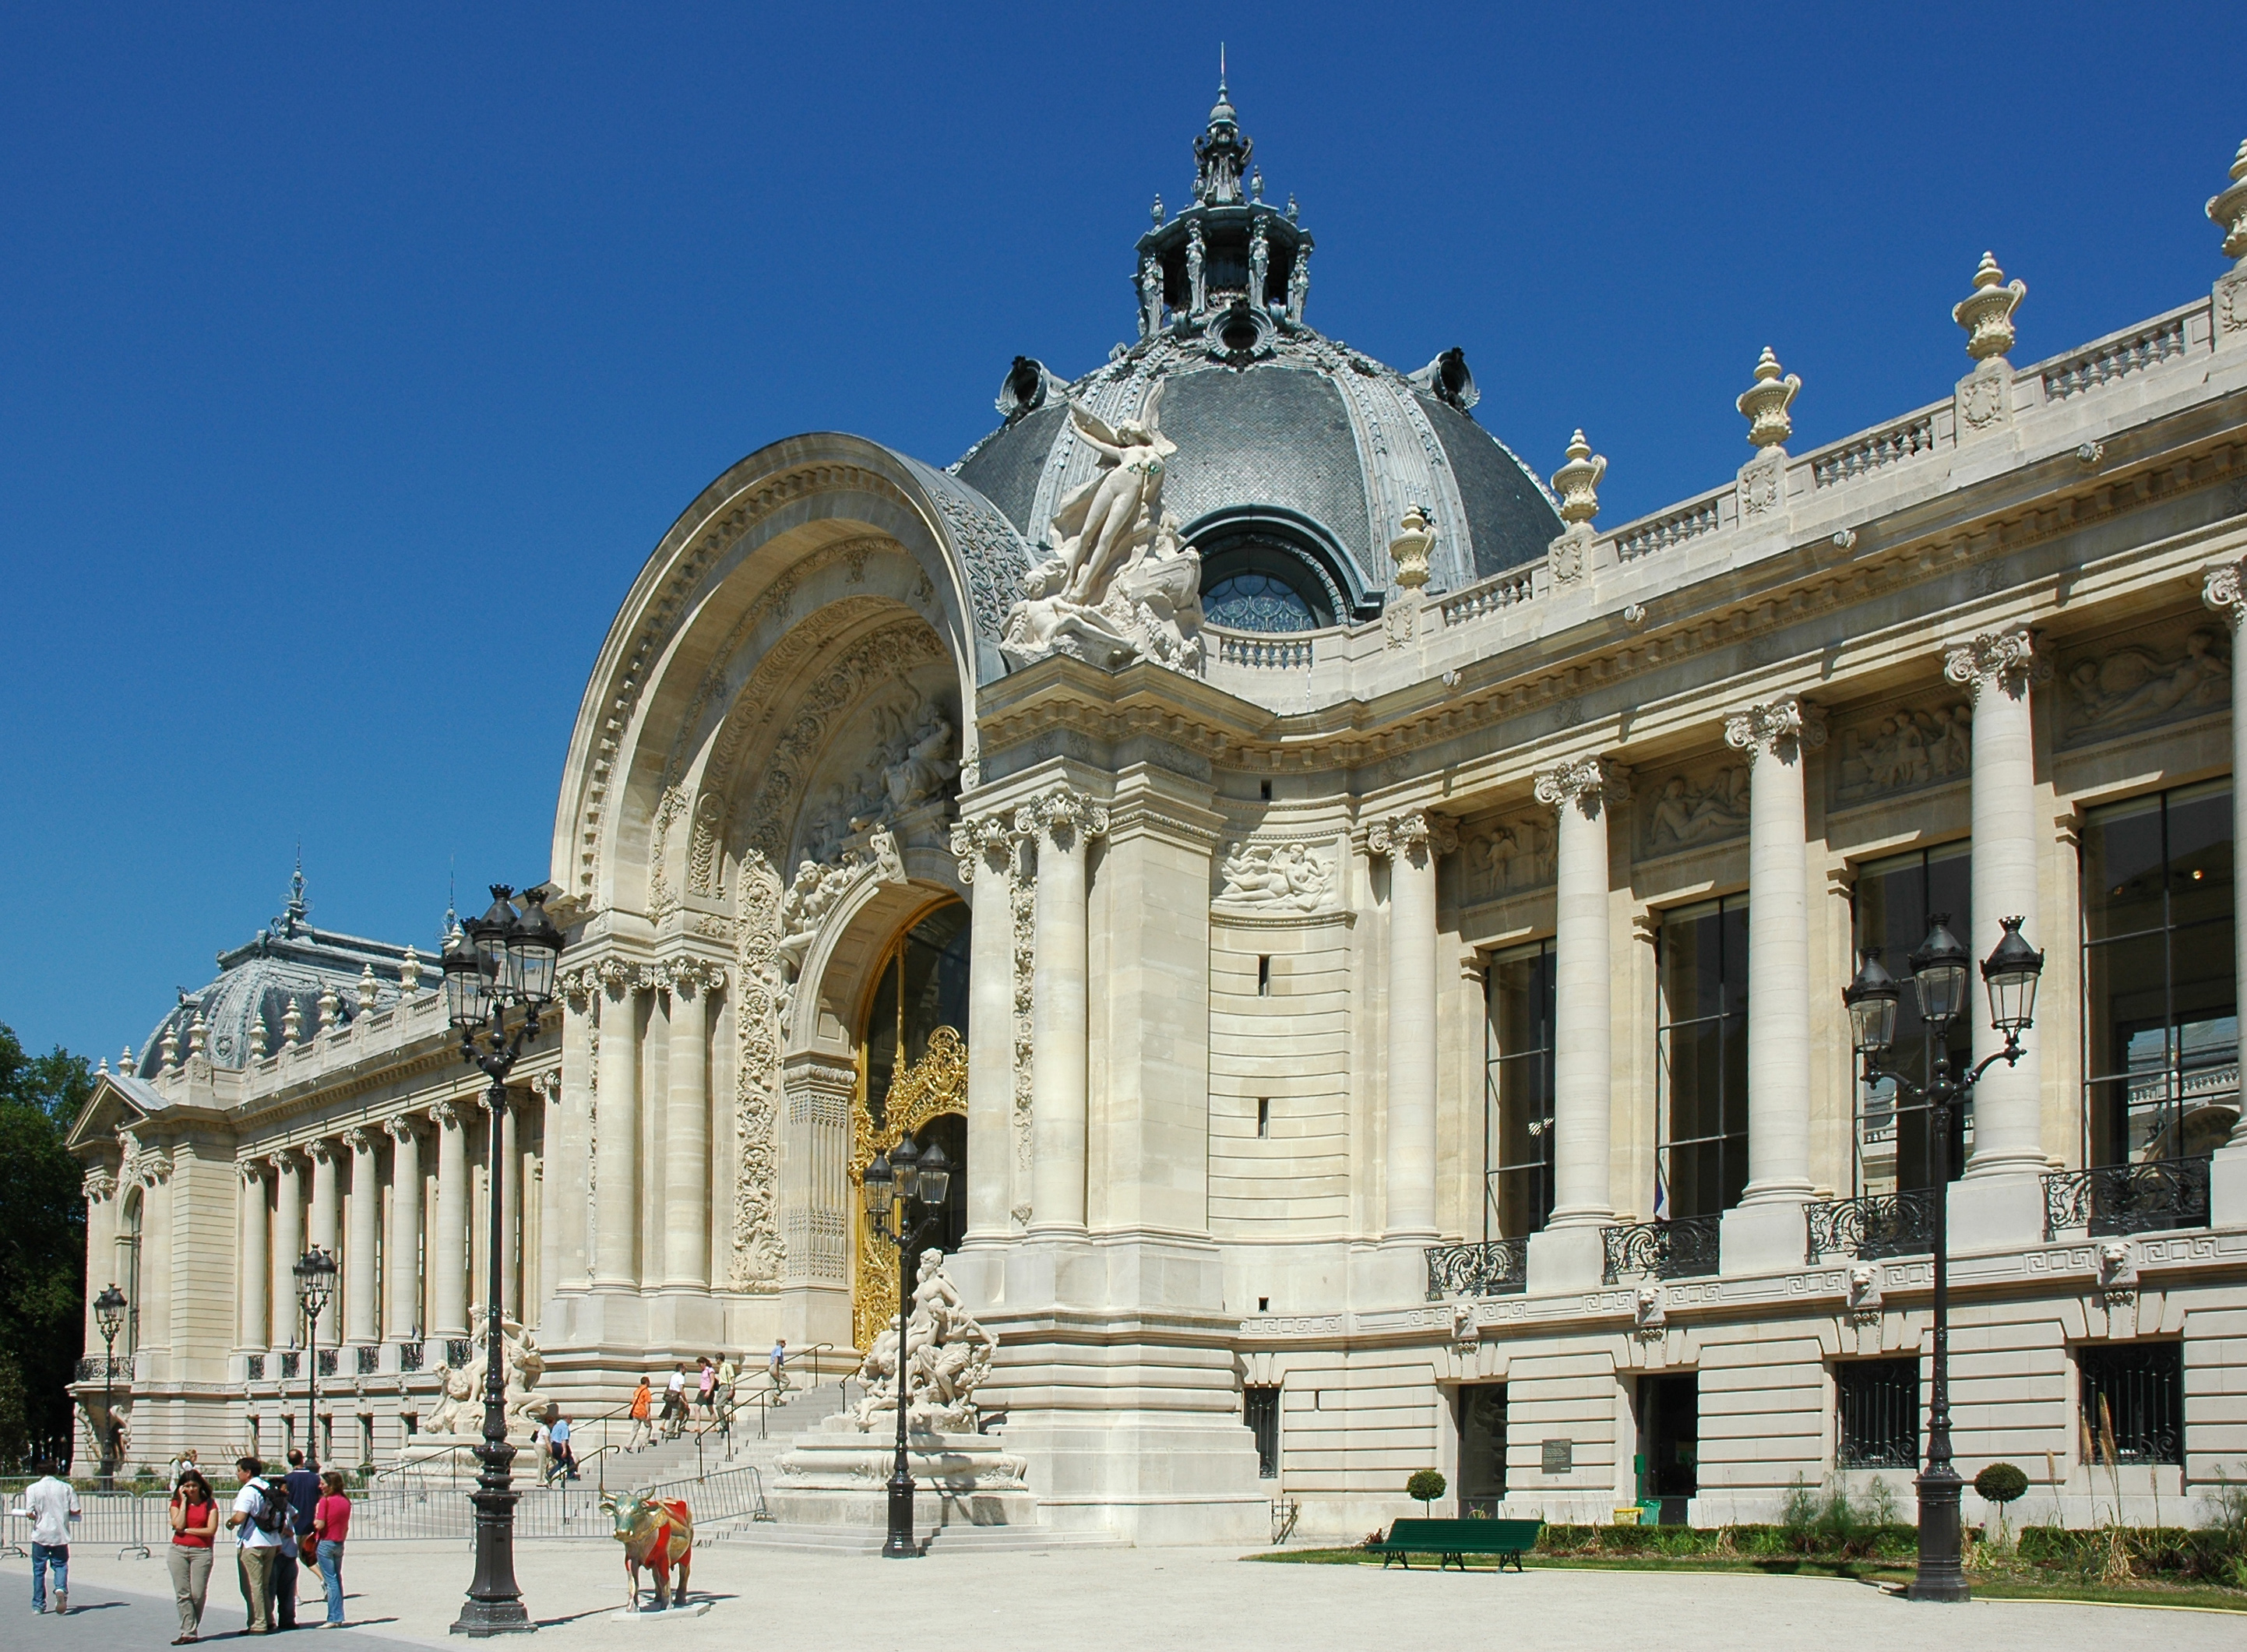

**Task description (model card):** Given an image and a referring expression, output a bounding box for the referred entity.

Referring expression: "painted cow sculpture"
[602,1492,694,1611]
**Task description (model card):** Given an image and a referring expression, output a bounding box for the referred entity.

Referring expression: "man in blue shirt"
[544,1413,575,1485]
[276,1450,319,1630]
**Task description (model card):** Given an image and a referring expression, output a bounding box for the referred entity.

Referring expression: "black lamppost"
[294,1247,337,1471]
[443,885,561,1638]
[859,1133,953,1560]
[1845,913,2044,1604]
[93,1284,127,1488]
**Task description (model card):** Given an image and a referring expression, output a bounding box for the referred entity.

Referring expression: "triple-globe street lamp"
[92,1284,128,1488]
[441,884,561,1638]
[860,1133,953,1559]
[1844,912,2044,1604]
[293,1246,338,1470]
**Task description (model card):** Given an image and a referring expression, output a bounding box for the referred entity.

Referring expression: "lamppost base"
[1907,1464,1971,1603]
[881,1473,921,1559]
[452,1599,537,1637]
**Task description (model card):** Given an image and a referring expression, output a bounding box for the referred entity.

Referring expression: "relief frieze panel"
[1453,809,1555,908]
[1828,694,1973,811]
[2058,617,2231,747]
[1638,760,1751,858]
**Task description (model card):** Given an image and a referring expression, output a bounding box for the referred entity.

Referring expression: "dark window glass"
[1851,844,1973,1194]
[1244,1386,1280,1478]
[1834,1358,1921,1469]
[2081,784,2237,1165]
[1657,900,1749,1219]
[1484,942,1555,1238]
[1457,1385,1508,1515]
[864,902,972,1121]
[2078,1342,2183,1465]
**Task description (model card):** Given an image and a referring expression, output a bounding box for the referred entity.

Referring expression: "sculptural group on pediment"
[773,823,908,988]
[1216,840,1333,911]
[1644,766,1751,853]
[1833,701,1973,805]
[2062,627,2230,740]
[1002,389,1206,674]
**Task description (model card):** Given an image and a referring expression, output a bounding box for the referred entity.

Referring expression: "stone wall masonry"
[1210,916,1354,1235]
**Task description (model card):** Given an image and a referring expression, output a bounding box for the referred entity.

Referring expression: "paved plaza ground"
[5,1538,2238,1650]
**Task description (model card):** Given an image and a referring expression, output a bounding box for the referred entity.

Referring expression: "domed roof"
[129,865,438,1078]
[951,85,1561,631]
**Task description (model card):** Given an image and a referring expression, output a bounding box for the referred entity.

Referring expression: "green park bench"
[1369,1516,1543,1572]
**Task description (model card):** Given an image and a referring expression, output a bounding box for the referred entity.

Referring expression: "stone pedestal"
[2208,1147,2247,1228]
[770,1414,1036,1529]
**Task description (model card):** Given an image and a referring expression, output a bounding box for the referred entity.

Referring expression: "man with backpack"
[226,1458,284,1633]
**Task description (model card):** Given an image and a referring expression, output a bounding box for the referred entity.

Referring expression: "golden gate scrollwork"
[849,1023,966,1352]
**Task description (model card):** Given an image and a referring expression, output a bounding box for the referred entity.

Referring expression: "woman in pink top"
[311,1471,351,1627]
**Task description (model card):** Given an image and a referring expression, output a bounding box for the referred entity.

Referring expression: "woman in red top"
[312,1471,352,1627]
[166,1467,219,1643]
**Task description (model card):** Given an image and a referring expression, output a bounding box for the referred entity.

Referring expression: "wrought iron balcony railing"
[279,1351,301,1379]
[1804,1189,1939,1264]
[245,1354,266,1382]
[354,1344,381,1375]
[2043,1155,2211,1240]
[1601,1215,1720,1284]
[315,1347,339,1377]
[444,1338,472,1368]
[1425,1237,1530,1300]
[74,1356,129,1383]
[398,1340,423,1372]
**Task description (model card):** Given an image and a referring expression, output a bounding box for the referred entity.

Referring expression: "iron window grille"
[1244,1386,1280,1479]
[1834,1358,1921,1469]
[2078,1341,2184,1466]
[1484,940,1556,1241]
[1804,1189,1939,1263]
[2042,1157,2212,1239]
[1425,1237,1530,1299]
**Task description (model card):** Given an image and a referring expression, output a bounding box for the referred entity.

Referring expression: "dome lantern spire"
[1193,62,1252,207]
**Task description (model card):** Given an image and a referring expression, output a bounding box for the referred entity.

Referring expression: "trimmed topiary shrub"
[1405,1468,1446,1512]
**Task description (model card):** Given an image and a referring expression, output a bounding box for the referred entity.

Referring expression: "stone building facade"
[70,95,2247,1542]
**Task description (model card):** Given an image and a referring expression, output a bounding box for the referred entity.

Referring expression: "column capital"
[530,1069,562,1104]
[1016,784,1108,851]
[267,1147,301,1177]
[382,1113,424,1147]
[83,1166,120,1202]
[1942,626,2046,701]
[302,1136,339,1166]
[1534,756,1631,814]
[949,813,1015,883]
[1368,808,1459,860]
[558,967,597,1013]
[2203,560,2247,629]
[339,1125,376,1157]
[428,1099,464,1132]
[133,1149,174,1188]
[1724,694,1827,762]
[660,956,724,998]
[594,956,639,1001]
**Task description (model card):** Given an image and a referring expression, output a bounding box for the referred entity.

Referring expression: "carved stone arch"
[786,874,963,1059]
[550,435,1030,910]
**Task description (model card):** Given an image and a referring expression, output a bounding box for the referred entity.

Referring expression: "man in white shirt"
[225,1457,283,1633]
[16,1460,79,1615]
[664,1365,687,1439]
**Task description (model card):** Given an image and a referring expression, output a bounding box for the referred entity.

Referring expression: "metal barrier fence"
[5,1490,157,1557]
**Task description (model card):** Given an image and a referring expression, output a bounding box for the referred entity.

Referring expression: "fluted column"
[431,1101,469,1337]
[238,1161,269,1351]
[384,1116,424,1340]
[552,978,593,1291]
[664,963,713,1288]
[269,1151,303,1347]
[343,1127,379,1343]
[494,1095,521,1318]
[1536,759,1627,1230]
[83,1168,119,1355]
[953,813,1019,1244]
[593,963,643,1286]
[307,1137,340,1252]
[530,1071,558,1318]
[1720,696,1823,1274]
[2205,568,2247,1222]
[1370,808,1456,1241]
[1025,785,1105,1234]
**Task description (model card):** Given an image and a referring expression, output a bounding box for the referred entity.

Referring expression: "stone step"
[697,1520,1126,1553]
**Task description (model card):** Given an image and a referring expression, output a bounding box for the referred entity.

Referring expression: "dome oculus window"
[1204,571,1319,632]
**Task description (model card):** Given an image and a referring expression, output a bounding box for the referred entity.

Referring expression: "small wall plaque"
[1541,1439,1573,1474]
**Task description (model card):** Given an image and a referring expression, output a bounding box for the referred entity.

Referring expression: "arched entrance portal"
[848,901,969,1352]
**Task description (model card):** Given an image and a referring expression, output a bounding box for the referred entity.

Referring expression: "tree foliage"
[0,1023,92,1471]
[1974,1461,2030,1505]
[1406,1468,1447,1509]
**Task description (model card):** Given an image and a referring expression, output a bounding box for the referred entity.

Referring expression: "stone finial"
[248,1015,267,1062]
[357,964,379,1013]
[2209,138,2247,265]
[316,981,341,1033]
[1953,252,2027,361]
[282,997,304,1045]
[97,1057,109,1076]
[1150,193,1164,227]
[1389,505,1435,590]
[400,946,422,993]
[1737,347,1800,449]
[187,1015,207,1059]
[121,1044,134,1073]
[1552,431,1605,526]
[160,1023,181,1070]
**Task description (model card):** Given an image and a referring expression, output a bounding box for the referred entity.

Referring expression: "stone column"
[953,813,1019,1245]
[1529,759,1627,1288]
[269,1151,303,1347]
[139,1154,174,1363]
[2205,568,2247,1224]
[1024,784,1105,1234]
[431,1101,469,1338]
[1370,808,1456,1241]
[552,979,593,1292]
[385,1117,424,1340]
[495,1097,521,1319]
[307,1137,340,1257]
[343,1128,379,1344]
[83,1168,118,1355]
[530,1072,558,1319]
[1720,696,1824,1274]
[237,1161,269,1351]
[1936,629,2052,1244]
[593,963,643,1287]
[661,963,712,1288]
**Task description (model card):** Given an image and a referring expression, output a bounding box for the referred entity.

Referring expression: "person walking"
[167,1467,220,1643]
[311,1471,351,1627]
[712,1355,737,1443]
[662,1364,687,1440]
[226,1457,283,1634]
[546,1411,576,1484]
[169,1448,203,1491]
[696,1357,717,1419]
[625,1377,653,1453]
[16,1459,80,1615]
[769,1337,790,1397]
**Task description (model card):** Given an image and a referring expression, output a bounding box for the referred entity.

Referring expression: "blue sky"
[3,2,2242,1063]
